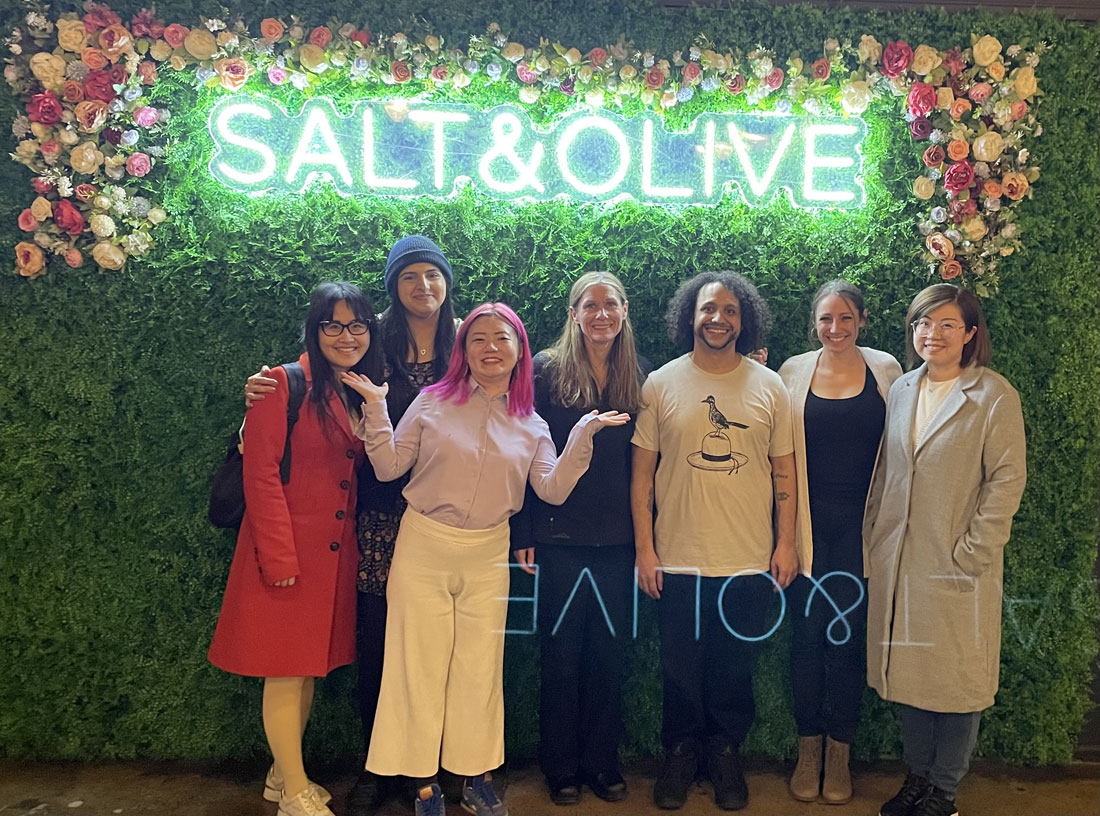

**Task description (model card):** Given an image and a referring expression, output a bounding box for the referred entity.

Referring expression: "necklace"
[418,347,430,358]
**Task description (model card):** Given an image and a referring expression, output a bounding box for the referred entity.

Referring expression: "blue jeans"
[900,705,982,795]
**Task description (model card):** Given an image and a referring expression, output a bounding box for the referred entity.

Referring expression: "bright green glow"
[285,101,354,188]
[803,124,859,202]
[207,97,866,208]
[555,115,630,196]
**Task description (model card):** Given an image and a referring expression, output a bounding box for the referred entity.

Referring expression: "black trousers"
[788,500,867,744]
[356,591,387,758]
[537,544,635,780]
[658,572,776,750]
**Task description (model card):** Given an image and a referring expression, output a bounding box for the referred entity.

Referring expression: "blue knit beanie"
[383,235,453,300]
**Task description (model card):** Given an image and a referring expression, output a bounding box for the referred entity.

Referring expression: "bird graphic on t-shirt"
[702,395,749,435]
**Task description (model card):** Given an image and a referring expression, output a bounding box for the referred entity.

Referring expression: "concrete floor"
[1,758,1096,816]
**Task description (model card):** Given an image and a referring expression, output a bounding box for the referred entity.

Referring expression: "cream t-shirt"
[913,374,959,447]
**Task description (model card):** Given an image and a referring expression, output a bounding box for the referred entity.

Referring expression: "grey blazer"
[863,363,1027,713]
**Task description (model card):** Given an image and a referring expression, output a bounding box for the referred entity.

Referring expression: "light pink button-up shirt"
[355,381,598,530]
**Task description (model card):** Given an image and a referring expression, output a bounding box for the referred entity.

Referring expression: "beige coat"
[863,364,1027,713]
[778,346,902,575]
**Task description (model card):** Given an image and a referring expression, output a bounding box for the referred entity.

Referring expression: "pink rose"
[390,60,411,83]
[267,65,288,85]
[26,90,64,125]
[811,58,831,80]
[1010,100,1028,120]
[430,65,448,82]
[126,152,152,177]
[881,40,914,77]
[18,209,38,231]
[75,183,98,201]
[163,23,189,49]
[309,26,332,48]
[516,61,539,83]
[968,82,992,103]
[588,47,608,67]
[132,106,160,127]
[681,62,701,85]
[644,66,665,90]
[764,66,784,90]
[725,73,746,95]
[137,60,158,85]
[64,248,84,268]
[944,161,975,193]
[907,82,936,117]
[31,178,53,193]
[40,139,61,159]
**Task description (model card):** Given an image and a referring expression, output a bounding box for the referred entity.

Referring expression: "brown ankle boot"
[821,736,853,804]
[789,735,823,802]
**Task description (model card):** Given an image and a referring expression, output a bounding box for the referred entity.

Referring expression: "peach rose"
[30,196,53,221]
[98,24,134,61]
[149,39,172,61]
[925,232,955,260]
[947,140,970,161]
[183,28,217,60]
[15,241,46,278]
[987,61,1005,82]
[1001,171,1029,200]
[949,97,972,120]
[62,80,86,103]
[82,48,109,70]
[92,241,127,270]
[500,42,525,63]
[57,19,89,52]
[64,248,84,268]
[260,18,284,41]
[300,44,329,73]
[619,64,637,81]
[935,87,955,110]
[18,209,38,231]
[1010,100,1028,120]
[213,57,251,91]
[70,141,105,174]
[983,180,1002,197]
[30,53,67,87]
[940,260,963,280]
[1013,66,1038,99]
[972,35,1002,67]
[169,54,187,71]
[972,132,1004,162]
[74,100,109,132]
[857,34,882,66]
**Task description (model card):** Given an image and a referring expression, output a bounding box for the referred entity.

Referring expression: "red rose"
[84,69,117,102]
[163,23,189,49]
[26,90,63,124]
[922,145,946,167]
[103,127,122,146]
[943,47,966,76]
[350,29,370,47]
[908,117,932,140]
[644,66,666,90]
[82,1,121,33]
[944,161,975,193]
[907,82,936,117]
[588,47,608,67]
[130,9,166,39]
[309,26,332,48]
[18,209,38,231]
[881,40,914,77]
[764,66,784,90]
[75,183,98,201]
[53,199,86,236]
[31,178,53,193]
[62,80,86,103]
[137,60,158,84]
[725,73,746,95]
[109,63,129,85]
[681,62,701,85]
[390,60,411,83]
[811,58,831,80]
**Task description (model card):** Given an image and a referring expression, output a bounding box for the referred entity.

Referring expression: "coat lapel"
[894,367,921,468]
[914,365,983,456]
[298,353,357,445]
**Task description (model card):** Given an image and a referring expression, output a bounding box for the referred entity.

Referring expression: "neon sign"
[208,96,867,208]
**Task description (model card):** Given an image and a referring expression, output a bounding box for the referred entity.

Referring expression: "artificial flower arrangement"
[5,1,1043,295]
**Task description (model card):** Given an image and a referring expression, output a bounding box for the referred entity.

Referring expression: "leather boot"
[788,735,822,802]
[821,737,853,805]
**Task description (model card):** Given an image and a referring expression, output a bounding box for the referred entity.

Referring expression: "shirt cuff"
[353,398,389,440]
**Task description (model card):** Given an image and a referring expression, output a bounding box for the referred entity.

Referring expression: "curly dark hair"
[665,271,772,355]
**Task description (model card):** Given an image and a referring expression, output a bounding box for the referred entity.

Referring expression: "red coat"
[208,354,364,677]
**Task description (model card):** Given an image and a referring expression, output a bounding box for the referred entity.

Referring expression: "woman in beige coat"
[779,280,901,805]
[864,285,1026,816]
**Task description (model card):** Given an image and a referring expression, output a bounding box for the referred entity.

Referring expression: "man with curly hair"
[631,271,798,812]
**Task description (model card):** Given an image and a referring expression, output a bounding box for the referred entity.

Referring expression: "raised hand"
[589,410,631,432]
[340,370,389,402]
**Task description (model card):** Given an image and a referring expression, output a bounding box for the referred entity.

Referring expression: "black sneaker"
[653,741,697,810]
[345,771,385,816]
[581,769,627,802]
[880,774,933,816]
[546,775,581,806]
[913,786,959,816]
[705,743,748,811]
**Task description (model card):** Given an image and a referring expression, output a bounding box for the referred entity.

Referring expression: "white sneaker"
[264,764,332,804]
[277,784,335,816]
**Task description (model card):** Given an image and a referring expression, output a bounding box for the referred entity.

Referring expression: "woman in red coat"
[209,281,385,816]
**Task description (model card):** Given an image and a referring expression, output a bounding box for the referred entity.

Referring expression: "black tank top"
[804,366,886,506]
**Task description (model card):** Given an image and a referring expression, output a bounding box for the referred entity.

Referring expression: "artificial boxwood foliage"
[0,0,1096,765]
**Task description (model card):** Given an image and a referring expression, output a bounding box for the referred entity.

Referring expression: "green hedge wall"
[1,0,1096,765]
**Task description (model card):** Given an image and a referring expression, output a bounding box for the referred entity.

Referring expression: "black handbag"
[208,362,307,529]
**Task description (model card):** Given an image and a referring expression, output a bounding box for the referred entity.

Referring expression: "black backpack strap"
[279,362,307,484]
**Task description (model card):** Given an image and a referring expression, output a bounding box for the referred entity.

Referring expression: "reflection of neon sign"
[208,96,866,208]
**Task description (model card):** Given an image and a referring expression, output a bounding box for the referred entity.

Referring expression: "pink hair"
[425,302,535,416]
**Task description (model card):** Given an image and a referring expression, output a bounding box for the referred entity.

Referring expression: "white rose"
[841,80,871,114]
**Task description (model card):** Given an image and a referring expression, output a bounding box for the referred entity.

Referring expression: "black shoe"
[705,743,748,811]
[581,769,627,802]
[913,786,959,816]
[546,775,581,806]
[345,770,386,816]
[653,741,697,810]
[880,773,933,816]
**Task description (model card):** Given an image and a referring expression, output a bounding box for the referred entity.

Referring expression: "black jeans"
[788,499,868,743]
[537,544,635,779]
[658,572,776,750]
[356,591,387,757]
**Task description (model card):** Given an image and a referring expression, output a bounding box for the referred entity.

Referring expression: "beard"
[695,324,738,351]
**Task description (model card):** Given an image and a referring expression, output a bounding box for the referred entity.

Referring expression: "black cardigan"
[510,351,650,550]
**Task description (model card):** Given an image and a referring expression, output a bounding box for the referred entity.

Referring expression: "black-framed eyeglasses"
[319,319,371,337]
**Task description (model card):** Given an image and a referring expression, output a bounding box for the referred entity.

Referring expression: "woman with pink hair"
[342,302,628,816]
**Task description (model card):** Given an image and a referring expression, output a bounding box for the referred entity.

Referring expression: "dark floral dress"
[356,360,436,596]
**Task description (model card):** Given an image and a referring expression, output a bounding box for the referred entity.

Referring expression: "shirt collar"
[467,375,510,403]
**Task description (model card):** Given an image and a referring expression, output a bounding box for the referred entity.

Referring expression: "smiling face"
[571,282,627,348]
[815,293,866,355]
[912,302,977,374]
[396,261,447,320]
[318,299,370,374]
[693,281,741,353]
[465,313,520,392]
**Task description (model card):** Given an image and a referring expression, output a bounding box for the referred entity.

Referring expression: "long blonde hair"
[544,271,643,412]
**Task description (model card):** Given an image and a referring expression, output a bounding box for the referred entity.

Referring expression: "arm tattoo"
[776,491,791,502]
[646,486,654,513]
